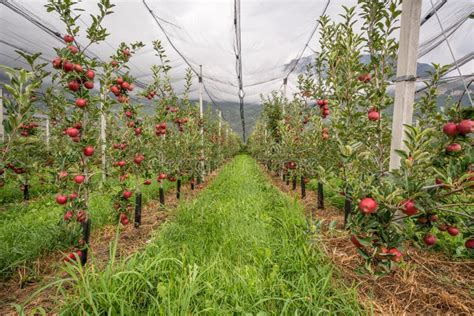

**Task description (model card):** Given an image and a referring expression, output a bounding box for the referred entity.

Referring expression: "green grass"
[0,176,54,205]
[51,155,364,315]
[0,178,178,279]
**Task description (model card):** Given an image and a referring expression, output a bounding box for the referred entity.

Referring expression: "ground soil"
[263,166,474,315]
[0,166,223,315]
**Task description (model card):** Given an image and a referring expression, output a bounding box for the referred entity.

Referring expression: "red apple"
[135,128,142,136]
[55,194,68,205]
[442,122,458,136]
[52,57,62,69]
[121,218,129,225]
[85,69,95,79]
[144,179,152,185]
[83,146,94,157]
[424,234,436,246]
[388,248,402,262]
[117,160,126,167]
[123,190,132,199]
[84,81,94,89]
[446,143,462,153]
[67,45,78,54]
[68,80,80,92]
[158,173,167,180]
[63,61,74,72]
[63,252,77,263]
[358,73,371,82]
[110,85,120,95]
[134,155,144,164]
[121,82,130,90]
[63,34,74,43]
[368,110,380,121]
[76,210,87,222]
[74,175,85,184]
[358,197,378,214]
[457,119,473,135]
[401,199,418,216]
[447,226,459,236]
[465,239,474,249]
[75,98,87,108]
[69,192,78,199]
[438,224,448,231]
[74,64,83,72]
[125,111,132,118]
[66,127,80,137]
[63,211,73,221]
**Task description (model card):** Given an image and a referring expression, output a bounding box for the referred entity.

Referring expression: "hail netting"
[0,0,472,138]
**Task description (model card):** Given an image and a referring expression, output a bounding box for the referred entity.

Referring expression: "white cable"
[430,0,473,106]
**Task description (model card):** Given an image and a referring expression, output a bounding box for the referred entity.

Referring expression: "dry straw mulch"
[263,166,474,315]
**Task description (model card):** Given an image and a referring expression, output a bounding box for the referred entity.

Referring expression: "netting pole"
[389,0,422,171]
[218,109,222,162]
[100,92,107,182]
[281,78,287,181]
[45,116,50,149]
[0,88,4,142]
[100,113,106,181]
[199,65,205,182]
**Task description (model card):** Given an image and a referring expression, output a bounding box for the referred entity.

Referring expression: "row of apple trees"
[0,0,241,264]
[248,0,473,273]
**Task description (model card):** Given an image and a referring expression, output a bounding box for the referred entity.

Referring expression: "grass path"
[51,155,364,315]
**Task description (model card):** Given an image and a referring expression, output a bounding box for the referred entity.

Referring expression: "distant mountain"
[286,53,436,78]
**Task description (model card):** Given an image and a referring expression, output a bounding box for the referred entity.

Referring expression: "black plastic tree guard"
[286,173,290,186]
[301,176,306,199]
[23,184,30,201]
[191,178,195,190]
[159,187,165,206]
[292,177,297,191]
[317,182,324,209]
[80,219,91,266]
[177,179,181,199]
[344,193,352,228]
[134,192,142,228]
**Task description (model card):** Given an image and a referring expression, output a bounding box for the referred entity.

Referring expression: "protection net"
[0,0,472,136]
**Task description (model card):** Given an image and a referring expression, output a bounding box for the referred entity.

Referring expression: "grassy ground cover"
[0,178,177,279]
[53,155,364,314]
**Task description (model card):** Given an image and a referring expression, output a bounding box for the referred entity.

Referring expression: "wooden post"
[282,78,287,113]
[134,192,142,228]
[0,88,4,142]
[389,0,423,170]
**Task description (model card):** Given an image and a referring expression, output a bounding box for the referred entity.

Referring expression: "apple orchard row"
[1,0,240,265]
[248,2,473,273]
